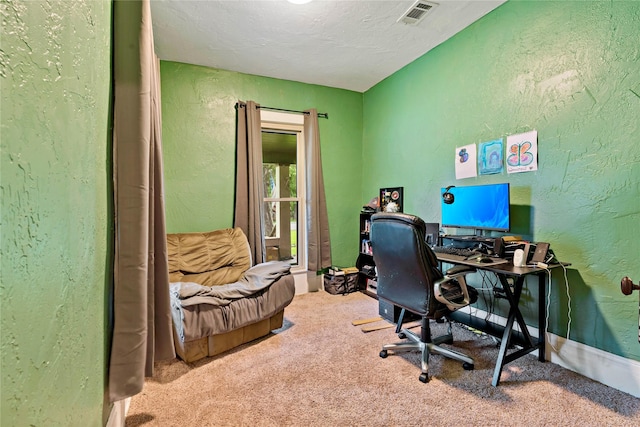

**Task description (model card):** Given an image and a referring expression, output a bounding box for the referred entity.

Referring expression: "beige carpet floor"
[126,290,640,426]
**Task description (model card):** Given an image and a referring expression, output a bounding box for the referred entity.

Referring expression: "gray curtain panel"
[109,0,175,403]
[234,101,266,265]
[304,109,332,271]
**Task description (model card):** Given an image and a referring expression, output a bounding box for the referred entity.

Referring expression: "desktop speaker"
[424,222,439,246]
[493,237,504,257]
[513,249,526,267]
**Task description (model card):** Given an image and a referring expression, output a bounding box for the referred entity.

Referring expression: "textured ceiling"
[151,0,506,92]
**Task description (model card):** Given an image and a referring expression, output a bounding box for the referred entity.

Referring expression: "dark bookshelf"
[356,212,377,298]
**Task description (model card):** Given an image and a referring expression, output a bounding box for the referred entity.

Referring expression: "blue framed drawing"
[478,138,504,175]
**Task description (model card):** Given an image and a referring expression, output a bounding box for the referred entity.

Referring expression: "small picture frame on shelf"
[379,187,403,213]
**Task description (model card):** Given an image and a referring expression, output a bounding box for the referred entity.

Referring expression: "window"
[261,112,305,269]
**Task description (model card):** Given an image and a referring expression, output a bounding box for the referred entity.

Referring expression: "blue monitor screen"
[441,183,510,232]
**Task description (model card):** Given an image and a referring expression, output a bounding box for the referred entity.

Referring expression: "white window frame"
[261,111,306,272]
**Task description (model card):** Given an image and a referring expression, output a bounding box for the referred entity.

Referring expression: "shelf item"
[379,187,403,213]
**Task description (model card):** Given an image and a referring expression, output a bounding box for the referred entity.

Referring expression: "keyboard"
[431,246,478,257]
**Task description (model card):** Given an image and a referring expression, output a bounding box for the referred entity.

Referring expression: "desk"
[436,253,562,386]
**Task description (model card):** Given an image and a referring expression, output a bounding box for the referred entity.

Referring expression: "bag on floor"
[324,272,358,295]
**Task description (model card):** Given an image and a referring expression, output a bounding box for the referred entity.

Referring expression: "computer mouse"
[477,256,493,263]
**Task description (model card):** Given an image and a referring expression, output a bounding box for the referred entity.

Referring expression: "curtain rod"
[236,103,328,119]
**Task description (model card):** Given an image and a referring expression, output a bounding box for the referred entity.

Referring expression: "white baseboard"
[106,397,130,427]
[292,270,311,294]
[547,334,640,397]
[457,306,640,397]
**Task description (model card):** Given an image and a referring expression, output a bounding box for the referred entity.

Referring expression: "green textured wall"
[160,62,363,267]
[1,1,112,425]
[364,1,640,360]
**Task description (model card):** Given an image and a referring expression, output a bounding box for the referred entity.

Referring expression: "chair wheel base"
[419,373,429,383]
[380,350,388,358]
[463,362,474,370]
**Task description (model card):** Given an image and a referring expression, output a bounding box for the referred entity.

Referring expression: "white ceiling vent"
[397,1,438,25]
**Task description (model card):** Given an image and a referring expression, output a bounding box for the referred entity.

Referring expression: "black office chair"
[370,212,478,383]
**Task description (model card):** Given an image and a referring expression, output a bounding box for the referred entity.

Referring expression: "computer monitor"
[440,183,510,233]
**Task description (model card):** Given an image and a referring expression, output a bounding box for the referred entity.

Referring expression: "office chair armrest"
[444,265,476,276]
[434,266,477,311]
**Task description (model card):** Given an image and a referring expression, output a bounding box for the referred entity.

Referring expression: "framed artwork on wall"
[379,187,403,213]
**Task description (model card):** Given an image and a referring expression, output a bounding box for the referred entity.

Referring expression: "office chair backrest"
[370,212,444,318]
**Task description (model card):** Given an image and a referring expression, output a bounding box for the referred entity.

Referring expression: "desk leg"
[491,275,518,386]
[510,280,536,347]
[538,273,546,362]
[491,276,534,386]
[492,274,547,386]
[492,301,517,386]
